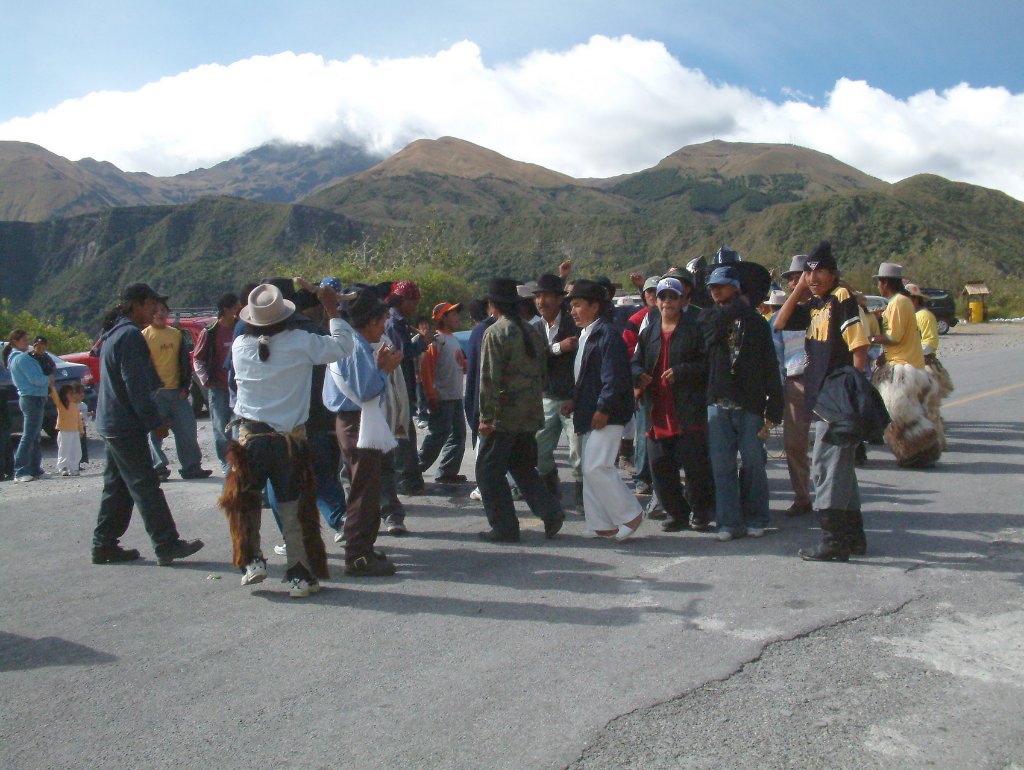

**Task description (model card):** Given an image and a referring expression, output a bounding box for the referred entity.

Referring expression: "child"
[50,382,85,476]
[76,383,92,466]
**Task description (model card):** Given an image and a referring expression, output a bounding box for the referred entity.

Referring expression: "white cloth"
[333,340,398,453]
[580,424,642,530]
[56,430,82,473]
[233,318,353,433]
[573,320,598,382]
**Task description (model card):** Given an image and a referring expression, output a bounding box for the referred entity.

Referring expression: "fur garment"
[926,356,955,399]
[218,439,329,578]
[871,362,944,467]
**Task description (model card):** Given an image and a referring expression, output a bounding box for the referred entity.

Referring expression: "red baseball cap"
[432,302,462,322]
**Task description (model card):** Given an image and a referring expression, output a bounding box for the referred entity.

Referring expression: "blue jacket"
[95,315,165,437]
[323,332,387,413]
[463,316,495,436]
[7,350,50,397]
[572,318,634,434]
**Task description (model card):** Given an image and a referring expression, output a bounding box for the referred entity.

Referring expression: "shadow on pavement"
[0,631,117,671]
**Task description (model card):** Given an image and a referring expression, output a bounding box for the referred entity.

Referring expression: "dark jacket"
[701,298,784,424]
[631,305,707,430]
[95,315,165,437]
[813,366,890,446]
[530,310,579,401]
[385,307,428,407]
[572,318,634,434]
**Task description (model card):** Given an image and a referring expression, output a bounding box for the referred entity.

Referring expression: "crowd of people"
[0,242,954,596]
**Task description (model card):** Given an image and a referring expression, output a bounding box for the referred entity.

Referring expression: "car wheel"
[937,318,950,335]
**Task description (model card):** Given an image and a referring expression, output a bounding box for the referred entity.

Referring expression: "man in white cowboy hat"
[869,265,944,468]
[219,283,355,598]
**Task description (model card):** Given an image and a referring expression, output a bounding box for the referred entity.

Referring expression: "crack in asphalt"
[566,594,922,769]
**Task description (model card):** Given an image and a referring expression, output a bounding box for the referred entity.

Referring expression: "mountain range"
[1,135,1022,330]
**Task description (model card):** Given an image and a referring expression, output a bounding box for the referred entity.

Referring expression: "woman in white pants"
[563,280,643,540]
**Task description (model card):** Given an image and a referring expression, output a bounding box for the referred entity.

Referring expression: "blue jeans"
[207,386,232,472]
[418,399,467,478]
[707,405,770,534]
[14,395,46,478]
[148,390,204,474]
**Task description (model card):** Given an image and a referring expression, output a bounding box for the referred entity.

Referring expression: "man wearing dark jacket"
[701,267,783,541]
[530,273,581,502]
[193,292,239,473]
[632,277,715,532]
[774,241,871,561]
[92,283,204,566]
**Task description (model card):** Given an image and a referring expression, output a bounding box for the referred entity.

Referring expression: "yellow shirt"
[50,386,84,433]
[915,308,939,354]
[881,294,925,368]
[142,324,183,390]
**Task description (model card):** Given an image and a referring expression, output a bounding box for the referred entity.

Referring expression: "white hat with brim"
[239,284,296,327]
[872,262,904,280]
[765,289,788,307]
[904,282,924,298]
[781,255,807,278]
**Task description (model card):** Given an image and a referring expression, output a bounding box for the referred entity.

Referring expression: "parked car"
[60,308,218,418]
[1,344,97,438]
[919,288,958,334]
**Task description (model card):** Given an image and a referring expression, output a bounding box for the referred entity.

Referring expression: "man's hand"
[560,400,574,417]
[637,372,653,391]
[294,277,315,292]
[558,335,578,353]
[661,367,675,385]
[178,388,190,400]
[558,259,572,279]
[629,272,644,289]
[478,421,495,437]
[316,285,340,319]
[591,411,609,431]
[376,345,403,373]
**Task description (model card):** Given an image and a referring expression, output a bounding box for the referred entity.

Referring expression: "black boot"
[846,509,867,556]
[574,480,585,511]
[799,510,850,562]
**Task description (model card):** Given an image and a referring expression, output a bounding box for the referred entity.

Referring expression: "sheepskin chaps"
[872,362,944,467]
[218,439,328,578]
[926,357,955,399]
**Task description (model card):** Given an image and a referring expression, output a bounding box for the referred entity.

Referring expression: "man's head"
[655,278,685,320]
[873,263,905,298]
[415,316,432,336]
[566,279,605,328]
[217,293,241,321]
[706,267,741,306]
[782,255,808,291]
[905,283,925,308]
[348,290,389,342]
[533,273,567,320]
[432,302,462,333]
[642,276,659,308]
[803,242,839,298]
[388,281,421,318]
[150,301,171,329]
[121,282,168,327]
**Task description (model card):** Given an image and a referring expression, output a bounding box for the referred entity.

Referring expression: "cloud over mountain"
[2,35,1021,199]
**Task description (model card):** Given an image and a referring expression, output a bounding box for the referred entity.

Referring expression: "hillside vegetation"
[2,137,1023,332]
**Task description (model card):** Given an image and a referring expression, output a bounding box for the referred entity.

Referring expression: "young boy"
[418,302,468,483]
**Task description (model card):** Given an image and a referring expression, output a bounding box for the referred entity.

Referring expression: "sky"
[2,0,1023,198]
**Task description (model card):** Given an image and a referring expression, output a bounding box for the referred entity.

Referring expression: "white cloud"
[1,36,1023,199]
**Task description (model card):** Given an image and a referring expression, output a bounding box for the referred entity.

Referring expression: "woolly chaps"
[872,362,944,468]
[218,439,329,578]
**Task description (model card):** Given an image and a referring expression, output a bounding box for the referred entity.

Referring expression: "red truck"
[61,308,218,416]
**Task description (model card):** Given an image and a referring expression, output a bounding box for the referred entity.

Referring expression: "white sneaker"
[61,470,72,477]
[241,559,267,586]
[273,543,287,556]
[289,578,311,598]
[747,527,766,538]
[333,531,345,544]
[716,530,736,542]
[469,487,482,501]
[14,475,34,483]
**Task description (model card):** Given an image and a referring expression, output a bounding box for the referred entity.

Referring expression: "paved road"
[2,333,1022,769]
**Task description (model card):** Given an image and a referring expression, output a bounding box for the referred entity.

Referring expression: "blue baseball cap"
[705,266,741,289]
[656,277,684,296]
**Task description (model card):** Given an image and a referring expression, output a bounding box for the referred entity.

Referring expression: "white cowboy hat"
[239,284,296,327]
[872,262,904,280]
[765,289,788,307]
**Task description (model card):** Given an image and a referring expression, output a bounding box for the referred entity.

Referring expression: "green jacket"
[478,315,546,432]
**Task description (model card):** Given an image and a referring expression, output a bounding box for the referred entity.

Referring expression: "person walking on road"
[476,278,564,543]
[192,292,240,473]
[5,329,51,482]
[417,301,469,483]
[143,300,212,481]
[91,283,205,567]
